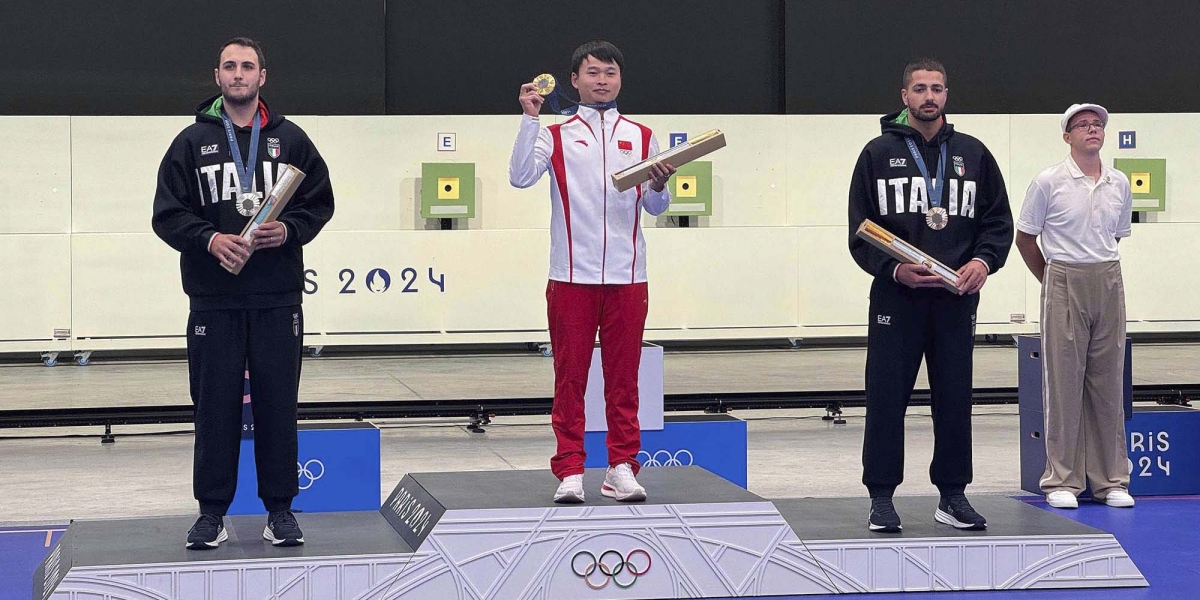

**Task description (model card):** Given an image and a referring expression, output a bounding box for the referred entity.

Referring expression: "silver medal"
[237,191,261,217]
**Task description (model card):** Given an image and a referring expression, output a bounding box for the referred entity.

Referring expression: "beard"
[909,102,943,122]
[221,82,258,106]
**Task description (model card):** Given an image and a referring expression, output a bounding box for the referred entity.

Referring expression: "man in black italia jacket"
[847,58,1013,534]
[152,37,334,550]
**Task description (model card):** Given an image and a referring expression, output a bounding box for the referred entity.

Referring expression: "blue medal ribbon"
[904,137,947,209]
[220,105,262,196]
[546,87,617,116]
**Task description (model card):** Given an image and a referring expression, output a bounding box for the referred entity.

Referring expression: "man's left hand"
[956,260,989,295]
[251,221,287,250]
[648,162,677,193]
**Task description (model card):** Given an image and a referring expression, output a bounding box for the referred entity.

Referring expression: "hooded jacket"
[848,109,1013,282]
[152,95,334,311]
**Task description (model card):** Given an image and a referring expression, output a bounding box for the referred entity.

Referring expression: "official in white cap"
[1059,103,1109,134]
[1015,103,1135,510]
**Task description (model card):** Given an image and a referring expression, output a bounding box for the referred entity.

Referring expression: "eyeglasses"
[1068,120,1106,132]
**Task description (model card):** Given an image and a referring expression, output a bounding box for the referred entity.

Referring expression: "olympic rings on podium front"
[570,548,652,589]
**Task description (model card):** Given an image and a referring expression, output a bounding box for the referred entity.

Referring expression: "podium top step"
[402,466,762,511]
[774,495,1106,540]
[57,510,410,569]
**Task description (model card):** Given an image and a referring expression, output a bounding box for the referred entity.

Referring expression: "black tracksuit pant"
[862,277,978,498]
[187,305,303,516]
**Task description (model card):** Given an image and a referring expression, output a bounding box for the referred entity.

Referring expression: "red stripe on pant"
[546,280,648,479]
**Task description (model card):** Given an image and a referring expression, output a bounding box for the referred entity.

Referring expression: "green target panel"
[1113,158,1166,212]
[664,161,712,217]
[421,163,476,218]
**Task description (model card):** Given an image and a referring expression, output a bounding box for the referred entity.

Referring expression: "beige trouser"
[1039,260,1130,498]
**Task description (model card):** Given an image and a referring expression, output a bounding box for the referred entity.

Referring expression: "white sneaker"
[553,474,585,503]
[1046,491,1078,509]
[601,463,647,502]
[1103,490,1135,508]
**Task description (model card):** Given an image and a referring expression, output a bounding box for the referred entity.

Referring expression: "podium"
[37,467,1145,598]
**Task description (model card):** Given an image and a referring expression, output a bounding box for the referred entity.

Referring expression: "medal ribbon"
[220,106,262,196]
[546,87,617,116]
[904,138,947,209]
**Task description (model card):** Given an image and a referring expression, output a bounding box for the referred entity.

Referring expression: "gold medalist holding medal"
[524,68,727,192]
[532,73,556,96]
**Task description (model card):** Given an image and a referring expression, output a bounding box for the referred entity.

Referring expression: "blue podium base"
[583,413,747,487]
[1124,405,1200,495]
[229,422,381,515]
[1021,404,1200,497]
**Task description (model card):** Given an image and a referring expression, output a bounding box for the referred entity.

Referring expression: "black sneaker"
[935,495,987,530]
[186,514,227,550]
[868,497,902,533]
[263,510,305,546]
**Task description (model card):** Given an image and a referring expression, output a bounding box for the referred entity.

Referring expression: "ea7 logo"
[876,315,891,325]
[200,144,219,156]
[889,158,907,168]
[194,326,206,336]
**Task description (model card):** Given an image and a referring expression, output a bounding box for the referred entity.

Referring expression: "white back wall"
[1,113,1196,353]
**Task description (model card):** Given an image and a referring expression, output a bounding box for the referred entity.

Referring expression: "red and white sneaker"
[601,463,647,502]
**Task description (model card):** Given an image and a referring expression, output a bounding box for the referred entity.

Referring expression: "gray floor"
[0,343,1195,525]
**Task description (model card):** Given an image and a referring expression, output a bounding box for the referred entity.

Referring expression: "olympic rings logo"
[297,459,325,490]
[571,549,652,589]
[638,449,694,468]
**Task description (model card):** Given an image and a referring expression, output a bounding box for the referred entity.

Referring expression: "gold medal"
[533,73,556,96]
[926,206,949,230]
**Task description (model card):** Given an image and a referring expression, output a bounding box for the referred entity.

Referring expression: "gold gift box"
[855,219,962,292]
[225,164,306,275]
[611,129,726,193]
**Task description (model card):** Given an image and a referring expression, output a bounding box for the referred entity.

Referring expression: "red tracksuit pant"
[546,280,648,479]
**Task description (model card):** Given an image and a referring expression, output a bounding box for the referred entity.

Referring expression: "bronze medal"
[926,206,948,230]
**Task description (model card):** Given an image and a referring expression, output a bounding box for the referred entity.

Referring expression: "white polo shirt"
[1017,155,1132,263]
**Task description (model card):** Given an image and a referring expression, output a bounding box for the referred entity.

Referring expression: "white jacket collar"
[574,105,620,131]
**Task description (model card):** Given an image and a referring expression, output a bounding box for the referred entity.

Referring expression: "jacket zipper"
[600,111,608,284]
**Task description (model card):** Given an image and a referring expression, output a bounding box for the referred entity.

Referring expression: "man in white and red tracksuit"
[509,40,676,503]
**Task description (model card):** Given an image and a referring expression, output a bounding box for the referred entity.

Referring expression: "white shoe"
[1103,490,1135,508]
[553,474,585,503]
[601,463,647,502]
[1046,491,1078,509]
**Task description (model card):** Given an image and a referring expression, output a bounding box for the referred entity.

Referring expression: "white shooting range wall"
[1,113,1195,355]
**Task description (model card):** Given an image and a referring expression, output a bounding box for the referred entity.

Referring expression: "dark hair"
[571,40,624,74]
[217,37,266,69]
[902,58,946,88]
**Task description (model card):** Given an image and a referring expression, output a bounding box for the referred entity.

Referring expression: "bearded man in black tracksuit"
[151,37,334,549]
[847,59,1013,533]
